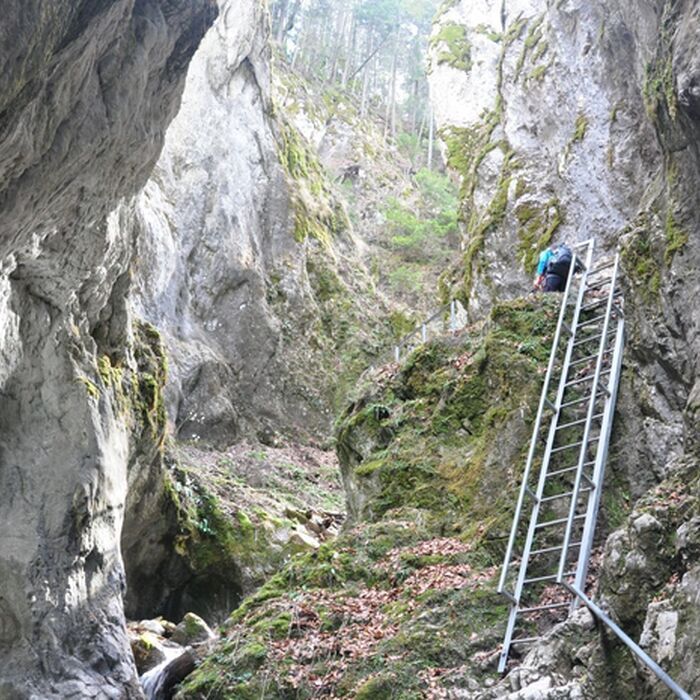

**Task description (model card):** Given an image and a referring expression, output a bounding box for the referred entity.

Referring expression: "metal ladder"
[496,240,692,700]
[497,238,624,668]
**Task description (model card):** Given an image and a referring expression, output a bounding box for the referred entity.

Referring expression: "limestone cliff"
[2,0,700,697]
[0,1,216,697]
[427,0,700,696]
[128,0,391,450]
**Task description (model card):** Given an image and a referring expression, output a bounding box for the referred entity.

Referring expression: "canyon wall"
[0,1,216,696]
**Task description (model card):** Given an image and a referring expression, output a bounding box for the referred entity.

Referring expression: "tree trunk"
[387,25,400,142]
[284,0,302,40]
[427,103,435,171]
[341,9,357,88]
[274,0,290,43]
[329,8,348,85]
[360,35,372,117]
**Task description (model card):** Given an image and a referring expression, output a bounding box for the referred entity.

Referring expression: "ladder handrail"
[572,308,624,595]
[393,299,462,362]
[568,585,692,700]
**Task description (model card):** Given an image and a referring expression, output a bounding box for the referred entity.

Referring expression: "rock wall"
[129,0,387,450]
[0,1,216,697]
[429,0,700,696]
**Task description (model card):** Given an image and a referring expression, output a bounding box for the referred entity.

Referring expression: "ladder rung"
[540,487,592,503]
[560,394,598,410]
[519,601,572,614]
[586,278,619,291]
[535,514,586,530]
[531,541,582,556]
[572,328,616,347]
[569,349,612,367]
[587,260,616,276]
[523,570,576,584]
[547,461,596,478]
[564,369,611,389]
[511,636,541,645]
[525,485,539,501]
[556,413,604,431]
[551,440,585,454]
[578,313,607,329]
[500,588,518,604]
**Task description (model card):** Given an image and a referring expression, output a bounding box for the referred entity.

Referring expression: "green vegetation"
[165,465,256,569]
[664,207,688,264]
[571,113,589,143]
[642,0,678,122]
[561,112,590,164]
[384,169,459,259]
[514,15,546,81]
[337,296,558,533]
[377,168,460,308]
[80,320,168,443]
[278,121,349,248]
[620,218,661,302]
[461,147,515,302]
[432,22,472,71]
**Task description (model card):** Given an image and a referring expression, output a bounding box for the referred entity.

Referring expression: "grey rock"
[0,0,216,696]
[170,613,215,646]
[676,516,700,566]
[428,3,700,693]
[129,0,378,450]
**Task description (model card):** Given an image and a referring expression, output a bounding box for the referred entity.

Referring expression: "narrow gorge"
[0,0,699,699]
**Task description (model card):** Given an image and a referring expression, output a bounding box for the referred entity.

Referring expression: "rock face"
[429,0,700,696]
[129,0,385,449]
[0,1,216,697]
[429,0,694,315]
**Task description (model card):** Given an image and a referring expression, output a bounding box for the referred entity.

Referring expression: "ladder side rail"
[497,239,594,595]
[557,255,620,582]
[497,242,595,673]
[567,585,692,700]
[572,314,625,597]
[497,241,594,673]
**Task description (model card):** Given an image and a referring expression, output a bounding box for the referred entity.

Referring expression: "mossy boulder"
[171,613,215,646]
[337,296,559,541]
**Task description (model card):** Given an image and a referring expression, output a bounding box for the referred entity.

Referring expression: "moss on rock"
[432,23,473,72]
[277,120,349,248]
[515,198,563,273]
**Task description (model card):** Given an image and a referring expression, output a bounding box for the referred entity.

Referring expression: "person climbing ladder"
[533,242,580,292]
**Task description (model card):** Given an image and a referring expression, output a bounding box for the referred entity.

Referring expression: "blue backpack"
[547,245,573,277]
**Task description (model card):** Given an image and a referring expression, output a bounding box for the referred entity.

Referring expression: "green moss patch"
[277,121,349,247]
[432,23,473,72]
[336,296,558,533]
[515,198,564,273]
